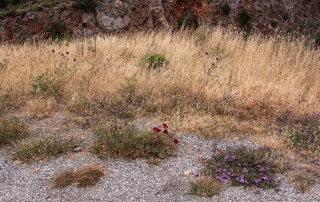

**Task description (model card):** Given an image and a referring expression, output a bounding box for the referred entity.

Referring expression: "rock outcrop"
[0,0,320,43]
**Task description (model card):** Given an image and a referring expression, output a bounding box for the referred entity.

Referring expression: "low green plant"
[0,0,9,8]
[90,122,178,159]
[239,9,251,27]
[48,21,68,41]
[72,0,97,12]
[30,71,61,98]
[188,177,221,197]
[11,134,80,162]
[199,146,289,190]
[178,11,198,29]
[282,13,289,21]
[33,5,43,12]
[11,0,23,5]
[58,3,68,11]
[0,116,29,148]
[222,3,231,16]
[141,53,169,70]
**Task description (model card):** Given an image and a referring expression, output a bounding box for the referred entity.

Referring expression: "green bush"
[239,9,251,27]
[222,3,231,16]
[72,0,97,12]
[30,71,61,98]
[0,116,29,148]
[0,0,9,8]
[48,21,68,40]
[33,5,43,12]
[11,0,23,5]
[178,11,198,29]
[141,53,169,70]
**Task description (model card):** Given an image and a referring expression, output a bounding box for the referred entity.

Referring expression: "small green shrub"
[141,53,169,70]
[0,0,9,8]
[189,177,221,197]
[271,21,278,28]
[11,0,22,5]
[72,0,97,12]
[222,3,231,16]
[33,5,43,12]
[282,13,289,21]
[239,9,251,27]
[199,146,289,190]
[90,122,178,159]
[48,21,68,40]
[30,71,61,98]
[12,134,80,162]
[0,116,29,148]
[178,11,198,29]
[0,12,5,19]
[58,4,68,11]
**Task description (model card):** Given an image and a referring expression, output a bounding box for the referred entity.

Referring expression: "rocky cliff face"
[1,0,320,42]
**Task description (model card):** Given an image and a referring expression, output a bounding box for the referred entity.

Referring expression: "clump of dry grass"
[146,157,161,165]
[53,165,105,188]
[286,164,320,193]
[188,176,221,197]
[24,98,58,118]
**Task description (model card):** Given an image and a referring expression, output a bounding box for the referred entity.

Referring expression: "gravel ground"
[0,131,319,202]
[0,112,319,201]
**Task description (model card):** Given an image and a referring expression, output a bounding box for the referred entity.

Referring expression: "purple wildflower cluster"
[51,49,76,61]
[276,109,320,151]
[201,146,282,189]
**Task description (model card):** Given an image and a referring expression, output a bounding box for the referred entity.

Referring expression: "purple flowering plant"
[276,110,320,152]
[200,146,286,189]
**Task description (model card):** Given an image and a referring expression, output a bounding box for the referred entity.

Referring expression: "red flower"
[153,127,161,133]
[157,141,162,144]
[173,139,179,144]
[125,152,131,157]
[163,123,168,128]
[163,130,168,134]
[114,149,119,154]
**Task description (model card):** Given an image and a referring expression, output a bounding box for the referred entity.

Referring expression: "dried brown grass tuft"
[74,165,105,187]
[53,170,76,188]
[53,165,105,188]
[24,98,58,118]
[286,164,320,193]
[188,176,221,197]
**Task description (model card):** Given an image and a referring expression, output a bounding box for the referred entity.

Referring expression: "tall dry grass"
[0,27,319,116]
